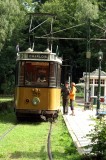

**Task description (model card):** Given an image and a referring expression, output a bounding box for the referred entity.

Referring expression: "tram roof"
[16,48,62,64]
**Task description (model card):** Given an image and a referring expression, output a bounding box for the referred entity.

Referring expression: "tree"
[0,0,33,94]
[1,0,106,93]
[0,0,20,50]
[39,0,100,82]
[75,0,99,21]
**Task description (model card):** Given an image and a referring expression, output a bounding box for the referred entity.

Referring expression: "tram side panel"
[14,87,61,116]
[48,88,61,110]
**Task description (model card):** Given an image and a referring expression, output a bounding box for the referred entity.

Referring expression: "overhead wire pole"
[50,17,53,52]
[29,15,33,48]
[85,18,91,104]
[84,18,91,106]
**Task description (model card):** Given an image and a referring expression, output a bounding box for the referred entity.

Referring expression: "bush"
[0,101,14,112]
[85,118,106,160]
[76,86,84,98]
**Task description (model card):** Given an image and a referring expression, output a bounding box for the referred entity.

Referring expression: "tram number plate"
[28,54,48,59]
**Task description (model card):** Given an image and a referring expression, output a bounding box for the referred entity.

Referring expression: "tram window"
[24,62,49,87]
[49,62,57,87]
[25,62,33,85]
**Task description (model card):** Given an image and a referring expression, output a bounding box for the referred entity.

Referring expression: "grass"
[0,117,49,160]
[51,113,82,160]
[0,97,13,102]
[0,108,83,160]
[0,111,16,137]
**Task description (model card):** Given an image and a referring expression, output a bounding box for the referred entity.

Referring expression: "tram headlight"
[32,97,40,105]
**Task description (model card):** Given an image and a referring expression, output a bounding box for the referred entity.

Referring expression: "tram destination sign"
[28,54,48,59]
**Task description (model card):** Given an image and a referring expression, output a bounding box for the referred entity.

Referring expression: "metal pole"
[68,75,71,87]
[50,18,53,52]
[97,59,101,115]
[86,18,91,103]
[88,19,91,102]
[88,58,90,100]
[85,62,87,103]
[70,65,72,84]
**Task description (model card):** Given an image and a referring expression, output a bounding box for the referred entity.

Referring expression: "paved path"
[61,107,96,154]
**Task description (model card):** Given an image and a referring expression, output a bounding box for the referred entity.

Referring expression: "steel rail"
[0,124,17,141]
[47,120,53,160]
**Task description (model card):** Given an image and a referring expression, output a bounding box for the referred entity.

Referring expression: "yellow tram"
[14,48,62,120]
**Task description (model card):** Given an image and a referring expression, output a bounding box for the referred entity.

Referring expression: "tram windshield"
[16,61,61,87]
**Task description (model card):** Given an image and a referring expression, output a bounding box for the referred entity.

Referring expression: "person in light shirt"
[69,82,77,116]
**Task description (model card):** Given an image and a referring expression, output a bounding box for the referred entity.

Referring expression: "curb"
[63,114,85,155]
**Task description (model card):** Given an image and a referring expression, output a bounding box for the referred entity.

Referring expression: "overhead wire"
[34,22,106,41]
[35,19,50,47]
[29,18,49,33]
[41,23,85,37]
[91,22,106,31]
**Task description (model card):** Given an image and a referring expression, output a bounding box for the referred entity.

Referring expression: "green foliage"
[40,0,106,81]
[1,0,106,93]
[1,76,15,95]
[76,86,84,97]
[75,0,99,21]
[0,0,21,50]
[76,92,84,98]
[85,118,106,159]
[0,0,31,94]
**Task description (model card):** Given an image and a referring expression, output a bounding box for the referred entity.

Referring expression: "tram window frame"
[49,62,57,87]
[17,61,25,86]
[57,64,61,87]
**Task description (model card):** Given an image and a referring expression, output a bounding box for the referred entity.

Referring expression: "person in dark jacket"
[61,81,70,114]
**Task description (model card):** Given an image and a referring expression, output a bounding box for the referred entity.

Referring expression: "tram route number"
[28,54,48,59]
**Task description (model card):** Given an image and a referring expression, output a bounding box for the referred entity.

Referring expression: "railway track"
[0,124,17,141]
[47,119,53,160]
[0,119,54,159]
[0,116,54,159]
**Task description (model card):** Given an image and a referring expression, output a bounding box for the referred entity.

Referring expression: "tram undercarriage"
[15,109,59,121]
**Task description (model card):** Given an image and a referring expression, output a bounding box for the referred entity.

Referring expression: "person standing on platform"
[61,81,70,114]
[69,82,77,116]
